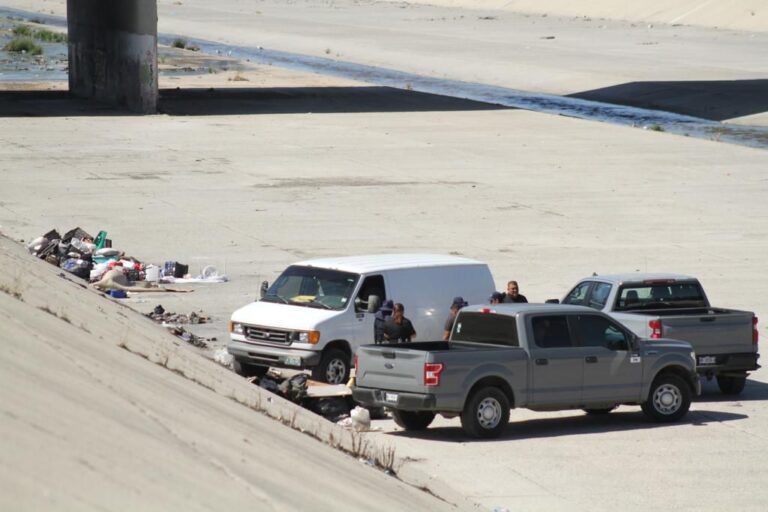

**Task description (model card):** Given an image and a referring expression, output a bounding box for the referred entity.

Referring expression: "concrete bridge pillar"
[67,0,158,113]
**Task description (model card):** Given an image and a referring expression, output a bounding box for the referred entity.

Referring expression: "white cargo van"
[228,254,495,383]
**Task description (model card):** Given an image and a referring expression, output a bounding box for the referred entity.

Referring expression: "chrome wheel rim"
[476,397,503,429]
[325,358,347,384]
[653,383,682,415]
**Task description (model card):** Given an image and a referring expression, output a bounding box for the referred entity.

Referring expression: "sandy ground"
[1,0,768,510]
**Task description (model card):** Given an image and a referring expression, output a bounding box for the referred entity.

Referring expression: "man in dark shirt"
[383,302,416,343]
[443,296,468,340]
[373,300,394,344]
[502,280,528,303]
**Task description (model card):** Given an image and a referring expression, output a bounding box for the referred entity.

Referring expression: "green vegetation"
[172,37,188,49]
[3,37,43,55]
[9,24,67,45]
[648,124,665,132]
[34,28,67,43]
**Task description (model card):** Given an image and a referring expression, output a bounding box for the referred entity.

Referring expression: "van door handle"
[585,356,598,363]
[700,317,716,322]
[535,358,548,365]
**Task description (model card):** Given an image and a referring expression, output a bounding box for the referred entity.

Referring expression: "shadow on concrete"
[387,409,747,443]
[0,86,508,117]
[569,79,768,121]
[695,377,768,403]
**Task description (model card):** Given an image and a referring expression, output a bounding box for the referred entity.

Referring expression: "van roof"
[293,254,486,273]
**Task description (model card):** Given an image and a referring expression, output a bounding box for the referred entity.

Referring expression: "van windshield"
[451,313,519,347]
[261,265,359,311]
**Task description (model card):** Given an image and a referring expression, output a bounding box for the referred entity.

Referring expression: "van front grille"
[244,325,291,345]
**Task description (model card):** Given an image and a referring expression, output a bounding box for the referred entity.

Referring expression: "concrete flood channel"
[2,6,767,150]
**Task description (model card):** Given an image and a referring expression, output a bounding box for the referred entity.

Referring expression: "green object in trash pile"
[94,231,107,250]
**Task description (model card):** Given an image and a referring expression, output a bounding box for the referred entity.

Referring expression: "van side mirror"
[367,295,381,313]
[545,298,560,304]
[260,280,269,299]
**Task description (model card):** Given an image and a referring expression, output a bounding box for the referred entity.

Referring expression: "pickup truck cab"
[353,304,699,438]
[560,273,759,395]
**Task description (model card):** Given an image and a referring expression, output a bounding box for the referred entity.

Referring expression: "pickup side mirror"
[259,280,269,299]
[628,333,639,352]
[545,298,560,304]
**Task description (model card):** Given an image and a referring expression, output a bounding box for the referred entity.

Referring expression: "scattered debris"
[145,305,210,324]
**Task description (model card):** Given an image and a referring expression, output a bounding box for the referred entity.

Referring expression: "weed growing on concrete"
[12,25,32,37]
[34,29,67,43]
[38,305,57,317]
[3,37,43,55]
[648,124,665,132]
[172,38,188,49]
[0,281,23,301]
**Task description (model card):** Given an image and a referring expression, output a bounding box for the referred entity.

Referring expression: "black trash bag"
[60,258,92,280]
[310,397,352,422]
[259,376,280,393]
[278,373,308,403]
[62,227,93,244]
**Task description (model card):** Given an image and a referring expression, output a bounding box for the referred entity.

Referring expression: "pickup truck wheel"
[392,410,435,430]
[641,374,691,422]
[716,374,747,395]
[461,387,510,439]
[232,358,269,378]
[312,348,350,385]
[583,407,616,415]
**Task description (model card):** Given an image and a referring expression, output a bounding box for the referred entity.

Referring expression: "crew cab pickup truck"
[353,304,699,438]
[559,274,759,395]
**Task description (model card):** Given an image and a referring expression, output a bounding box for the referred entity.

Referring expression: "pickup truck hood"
[230,300,340,331]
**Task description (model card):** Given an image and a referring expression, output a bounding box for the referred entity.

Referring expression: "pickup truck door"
[528,315,582,406]
[572,314,643,403]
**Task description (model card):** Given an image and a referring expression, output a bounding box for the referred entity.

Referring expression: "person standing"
[383,302,416,343]
[502,281,528,303]
[373,300,394,344]
[443,296,468,340]
[489,291,504,304]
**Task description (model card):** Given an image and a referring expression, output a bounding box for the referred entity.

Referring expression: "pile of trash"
[26,226,227,296]
[247,369,374,430]
[145,305,215,349]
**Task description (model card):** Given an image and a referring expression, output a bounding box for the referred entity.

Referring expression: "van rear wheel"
[460,386,510,439]
[717,374,747,395]
[392,410,435,430]
[312,348,350,384]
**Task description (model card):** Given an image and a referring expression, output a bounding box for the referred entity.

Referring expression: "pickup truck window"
[563,282,591,306]
[614,282,707,311]
[531,315,573,348]
[587,282,612,310]
[573,314,628,350]
[452,313,519,346]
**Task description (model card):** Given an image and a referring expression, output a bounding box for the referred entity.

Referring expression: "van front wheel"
[312,348,350,384]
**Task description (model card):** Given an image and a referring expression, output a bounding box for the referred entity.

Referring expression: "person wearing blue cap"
[373,299,394,344]
[443,296,468,340]
[489,291,504,304]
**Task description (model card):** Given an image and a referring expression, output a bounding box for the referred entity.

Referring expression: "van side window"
[356,275,386,311]
[531,316,573,348]
[573,314,628,350]
[587,282,612,310]
[563,282,591,306]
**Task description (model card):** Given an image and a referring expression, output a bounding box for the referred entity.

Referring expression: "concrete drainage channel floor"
[3,6,767,150]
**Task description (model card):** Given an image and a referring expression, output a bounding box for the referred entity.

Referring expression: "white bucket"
[145,265,160,283]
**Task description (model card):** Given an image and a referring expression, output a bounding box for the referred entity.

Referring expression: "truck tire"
[312,348,350,384]
[717,374,747,395]
[392,410,435,430]
[641,374,691,422]
[232,358,269,378]
[460,386,510,439]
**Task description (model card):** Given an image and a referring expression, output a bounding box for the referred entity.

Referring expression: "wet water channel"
[2,6,767,150]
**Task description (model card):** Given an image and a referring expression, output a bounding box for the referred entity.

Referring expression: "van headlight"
[229,321,244,335]
[292,330,320,344]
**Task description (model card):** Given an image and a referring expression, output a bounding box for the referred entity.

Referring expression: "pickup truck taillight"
[649,319,662,339]
[754,316,759,346]
[353,354,359,373]
[424,363,444,387]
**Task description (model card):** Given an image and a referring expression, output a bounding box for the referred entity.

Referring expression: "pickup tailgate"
[661,311,754,355]
[356,345,429,394]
